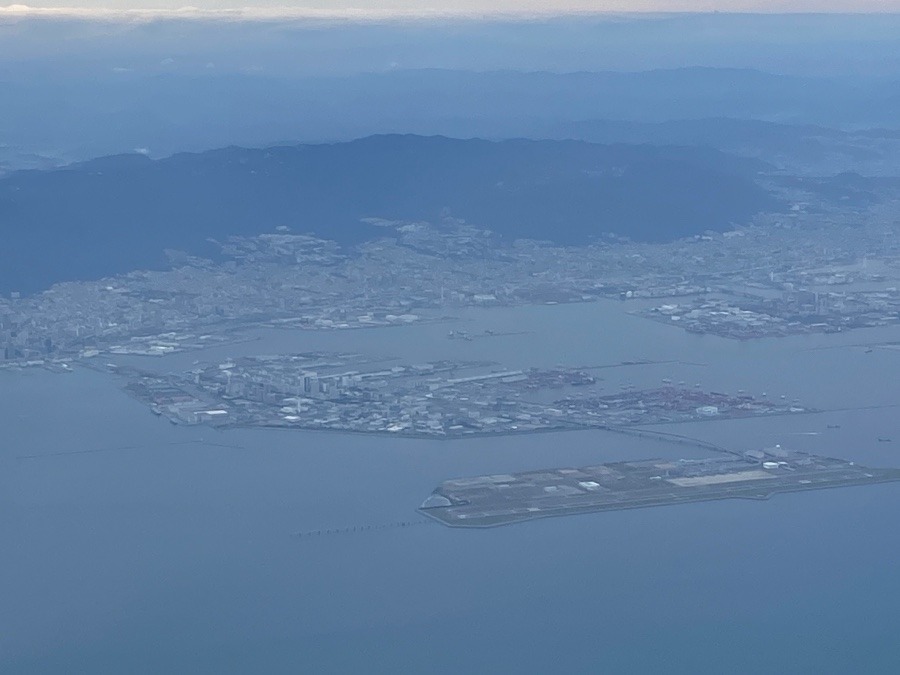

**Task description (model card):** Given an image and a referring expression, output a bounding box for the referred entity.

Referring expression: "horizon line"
[3,4,900,24]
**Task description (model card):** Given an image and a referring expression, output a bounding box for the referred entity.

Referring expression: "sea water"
[3,301,899,674]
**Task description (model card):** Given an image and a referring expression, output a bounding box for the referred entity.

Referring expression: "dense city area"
[117,353,812,438]
[2,181,900,366]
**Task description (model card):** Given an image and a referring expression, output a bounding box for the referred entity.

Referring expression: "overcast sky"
[2,1,899,17]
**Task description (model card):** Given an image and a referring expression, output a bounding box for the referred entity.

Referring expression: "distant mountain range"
[542,118,900,177]
[3,68,900,169]
[0,135,781,294]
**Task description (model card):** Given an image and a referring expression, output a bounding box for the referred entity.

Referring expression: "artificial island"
[114,352,811,438]
[419,447,900,528]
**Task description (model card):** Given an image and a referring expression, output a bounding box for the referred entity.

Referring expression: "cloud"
[2,2,899,24]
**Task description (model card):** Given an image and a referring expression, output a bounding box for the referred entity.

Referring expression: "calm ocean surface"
[3,300,899,674]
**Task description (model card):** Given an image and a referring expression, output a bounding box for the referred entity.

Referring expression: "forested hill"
[0,134,780,294]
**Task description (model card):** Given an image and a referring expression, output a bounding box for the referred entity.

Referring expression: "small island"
[419,449,900,528]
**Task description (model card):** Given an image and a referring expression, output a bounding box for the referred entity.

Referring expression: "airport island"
[419,448,900,528]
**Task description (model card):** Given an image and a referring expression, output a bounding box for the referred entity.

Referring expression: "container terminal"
[419,448,900,528]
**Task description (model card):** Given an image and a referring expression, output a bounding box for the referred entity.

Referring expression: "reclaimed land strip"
[419,451,900,529]
[421,473,900,529]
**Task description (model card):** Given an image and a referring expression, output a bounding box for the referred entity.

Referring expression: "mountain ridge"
[0,134,781,294]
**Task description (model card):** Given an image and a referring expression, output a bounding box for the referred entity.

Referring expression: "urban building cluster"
[2,187,899,366]
[643,288,900,338]
[118,353,811,438]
